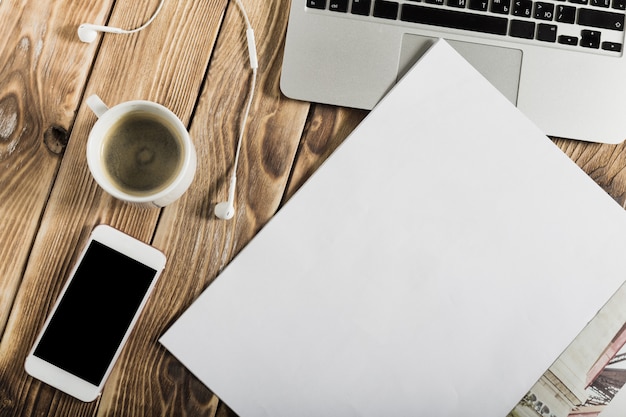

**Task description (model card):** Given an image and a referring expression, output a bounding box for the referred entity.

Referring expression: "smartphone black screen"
[33,240,157,385]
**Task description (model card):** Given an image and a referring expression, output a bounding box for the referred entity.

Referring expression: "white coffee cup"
[85,94,196,208]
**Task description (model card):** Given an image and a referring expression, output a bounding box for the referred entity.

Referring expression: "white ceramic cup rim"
[86,100,194,204]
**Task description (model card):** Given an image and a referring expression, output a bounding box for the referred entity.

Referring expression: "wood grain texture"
[554,137,626,207]
[285,104,368,203]
[0,0,112,339]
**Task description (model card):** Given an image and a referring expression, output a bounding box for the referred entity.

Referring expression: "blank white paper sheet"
[161,40,626,417]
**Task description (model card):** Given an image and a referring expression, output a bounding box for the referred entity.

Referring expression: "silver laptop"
[280,0,626,143]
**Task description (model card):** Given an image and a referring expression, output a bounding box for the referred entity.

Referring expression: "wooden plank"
[0,0,115,338]
[0,0,232,415]
[554,138,626,208]
[284,104,368,203]
[96,1,311,415]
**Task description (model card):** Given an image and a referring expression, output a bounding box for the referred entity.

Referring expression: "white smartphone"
[25,224,166,402]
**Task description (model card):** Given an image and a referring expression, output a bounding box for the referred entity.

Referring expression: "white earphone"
[78,24,125,43]
[78,0,257,220]
[77,0,166,43]
[214,0,258,220]
[214,175,237,220]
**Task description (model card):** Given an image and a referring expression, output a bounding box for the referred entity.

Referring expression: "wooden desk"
[0,0,625,415]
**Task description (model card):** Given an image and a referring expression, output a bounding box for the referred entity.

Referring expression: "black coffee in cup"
[101,111,183,197]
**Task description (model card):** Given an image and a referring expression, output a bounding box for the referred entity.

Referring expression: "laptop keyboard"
[306,0,625,54]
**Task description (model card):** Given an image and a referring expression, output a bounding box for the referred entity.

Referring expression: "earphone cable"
[126,0,166,34]
[227,0,258,208]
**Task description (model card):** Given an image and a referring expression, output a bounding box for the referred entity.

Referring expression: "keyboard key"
[512,0,533,17]
[469,0,490,10]
[569,0,588,4]
[448,0,469,7]
[558,34,579,44]
[613,0,626,10]
[578,8,625,30]
[352,0,372,14]
[400,3,509,34]
[580,29,601,47]
[307,0,327,8]
[534,2,555,20]
[602,40,622,50]
[373,0,399,18]
[491,0,512,13]
[426,0,445,5]
[591,0,611,6]
[537,23,557,40]
[329,0,349,12]
[555,5,576,23]
[510,19,536,37]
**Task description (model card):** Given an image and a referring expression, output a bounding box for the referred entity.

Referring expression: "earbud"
[214,175,237,220]
[214,201,235,220]
[78,24,126,43]
[77,0,165,43]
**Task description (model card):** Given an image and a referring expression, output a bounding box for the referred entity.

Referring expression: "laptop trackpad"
[398,35,522,105]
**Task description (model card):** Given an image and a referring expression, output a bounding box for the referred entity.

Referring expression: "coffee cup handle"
[86,94,109,118]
